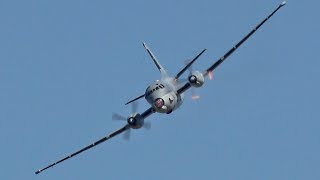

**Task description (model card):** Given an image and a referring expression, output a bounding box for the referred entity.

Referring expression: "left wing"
[177,1,287,95]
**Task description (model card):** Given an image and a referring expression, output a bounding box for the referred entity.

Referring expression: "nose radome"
[154,98,164,108]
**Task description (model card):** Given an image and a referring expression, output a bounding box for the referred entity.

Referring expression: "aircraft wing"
[35,125,130,174]
[35,107,154,174]
[177,1,286,95]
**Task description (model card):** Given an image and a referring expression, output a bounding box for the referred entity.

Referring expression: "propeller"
[112,102,151,140]
[208,70,213,80]
[181,60,213,100]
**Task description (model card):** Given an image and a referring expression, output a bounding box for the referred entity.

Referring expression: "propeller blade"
[144,121,151,130]
[123,128,131,140]
[175,49,206,79]
[191,95,200,100]
[131,101,138,114]
[191,86,200,100]
[179,61,201,100]
[112,113,127,121]
[35,125,130,174]
[185,59,194,72]
[208,71,213,80]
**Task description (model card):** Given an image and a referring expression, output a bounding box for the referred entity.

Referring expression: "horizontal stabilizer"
[125,94,145,105]
[175,49,206,80]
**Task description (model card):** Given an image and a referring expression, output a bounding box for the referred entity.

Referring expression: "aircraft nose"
[154,98,164,108]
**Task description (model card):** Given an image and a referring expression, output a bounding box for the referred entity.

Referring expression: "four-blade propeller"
[112,102,151,140]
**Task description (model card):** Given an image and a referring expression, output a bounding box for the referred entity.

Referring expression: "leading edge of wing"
[177,1,286,95]
[35,125,129,174]
[203,1,287,77]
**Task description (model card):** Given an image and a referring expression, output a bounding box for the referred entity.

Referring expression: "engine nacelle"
[188,71,204,87]
[127,113,144,129]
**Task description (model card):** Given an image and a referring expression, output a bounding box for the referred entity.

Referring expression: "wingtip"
[280,1,286,6]
[35,170,40,174]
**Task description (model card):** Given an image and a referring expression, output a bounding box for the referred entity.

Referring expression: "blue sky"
[1,0,319,179]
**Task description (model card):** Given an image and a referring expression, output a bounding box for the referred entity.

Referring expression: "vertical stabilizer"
[142,43,168,78]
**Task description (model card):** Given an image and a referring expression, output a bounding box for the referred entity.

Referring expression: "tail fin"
[142,43,168,78]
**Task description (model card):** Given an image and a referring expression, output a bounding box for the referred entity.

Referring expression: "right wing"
[35,107,155,175]
[203,1,286,77]
[35,125,130,174]
[178,1,287,95]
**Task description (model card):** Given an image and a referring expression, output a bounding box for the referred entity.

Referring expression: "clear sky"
[1,0,319,180]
